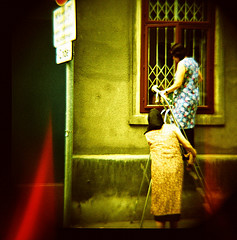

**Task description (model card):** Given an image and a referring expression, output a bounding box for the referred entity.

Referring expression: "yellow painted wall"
[73,0,148,154]
[73,0,237,155]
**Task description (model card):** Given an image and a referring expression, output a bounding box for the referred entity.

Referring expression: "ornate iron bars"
[148,27,175,105]
[149,0,207,22]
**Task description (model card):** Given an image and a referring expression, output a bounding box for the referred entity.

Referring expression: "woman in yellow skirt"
[144,108,197,228]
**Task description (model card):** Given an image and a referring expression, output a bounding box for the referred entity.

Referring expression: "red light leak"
[204,161,225,215]
[7,115,57,240]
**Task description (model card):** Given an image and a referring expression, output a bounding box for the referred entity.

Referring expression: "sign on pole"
[56,42,72,64]
[53,0,76,64]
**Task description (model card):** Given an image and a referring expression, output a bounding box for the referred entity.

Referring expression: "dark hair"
[144,108,164,134]
[170,43,186,60]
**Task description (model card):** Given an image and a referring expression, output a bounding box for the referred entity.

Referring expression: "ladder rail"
[130,155,151,223]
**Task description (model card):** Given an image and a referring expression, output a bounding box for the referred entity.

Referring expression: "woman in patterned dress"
[144,108,196,228]
[160,43,203,146]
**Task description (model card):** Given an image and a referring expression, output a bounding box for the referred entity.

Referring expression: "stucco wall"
[74,0,148,155]
[73,0,237,155]
[70,0,237,228]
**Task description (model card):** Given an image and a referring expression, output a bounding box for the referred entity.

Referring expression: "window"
[140,0,215,114]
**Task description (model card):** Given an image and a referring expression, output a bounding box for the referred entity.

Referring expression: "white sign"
[56,42,72,64]
[53,0,76,48]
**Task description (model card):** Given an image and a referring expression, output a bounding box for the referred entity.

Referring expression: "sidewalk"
[73,218,202,229]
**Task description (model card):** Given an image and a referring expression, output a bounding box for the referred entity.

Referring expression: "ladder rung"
[188,170,198,180]
[196,187,205,198]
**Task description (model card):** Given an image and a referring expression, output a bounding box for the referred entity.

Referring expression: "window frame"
[140,0,215,114]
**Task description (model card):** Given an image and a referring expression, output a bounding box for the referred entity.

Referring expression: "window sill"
[128,112,224,126]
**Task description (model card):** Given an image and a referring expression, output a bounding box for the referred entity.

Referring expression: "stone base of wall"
[70,154,237,227]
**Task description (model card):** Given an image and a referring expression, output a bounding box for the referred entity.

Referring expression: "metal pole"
[63,57,74,227]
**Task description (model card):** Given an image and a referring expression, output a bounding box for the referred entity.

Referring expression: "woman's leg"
[155,221,166,228]
[169,221,178,228]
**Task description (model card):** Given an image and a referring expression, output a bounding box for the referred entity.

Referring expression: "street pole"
[63,57,74,227]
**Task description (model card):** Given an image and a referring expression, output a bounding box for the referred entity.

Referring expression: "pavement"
[73,218,202,229]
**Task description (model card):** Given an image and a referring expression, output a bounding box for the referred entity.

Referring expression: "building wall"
[73,0,237,155]
[195,12,237,154]
[74,0,148,155]
[71,0,237,226]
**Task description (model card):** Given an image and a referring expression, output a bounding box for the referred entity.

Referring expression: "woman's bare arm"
[163,62,186,95]
[173,125,197,158]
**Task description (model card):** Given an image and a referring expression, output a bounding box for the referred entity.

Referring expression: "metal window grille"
[149,0,207,21]
[147,0,208,106]
[148,27,175,105]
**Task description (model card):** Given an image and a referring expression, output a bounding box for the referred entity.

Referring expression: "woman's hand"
[185,151,197,171]
[159,90,168,98]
